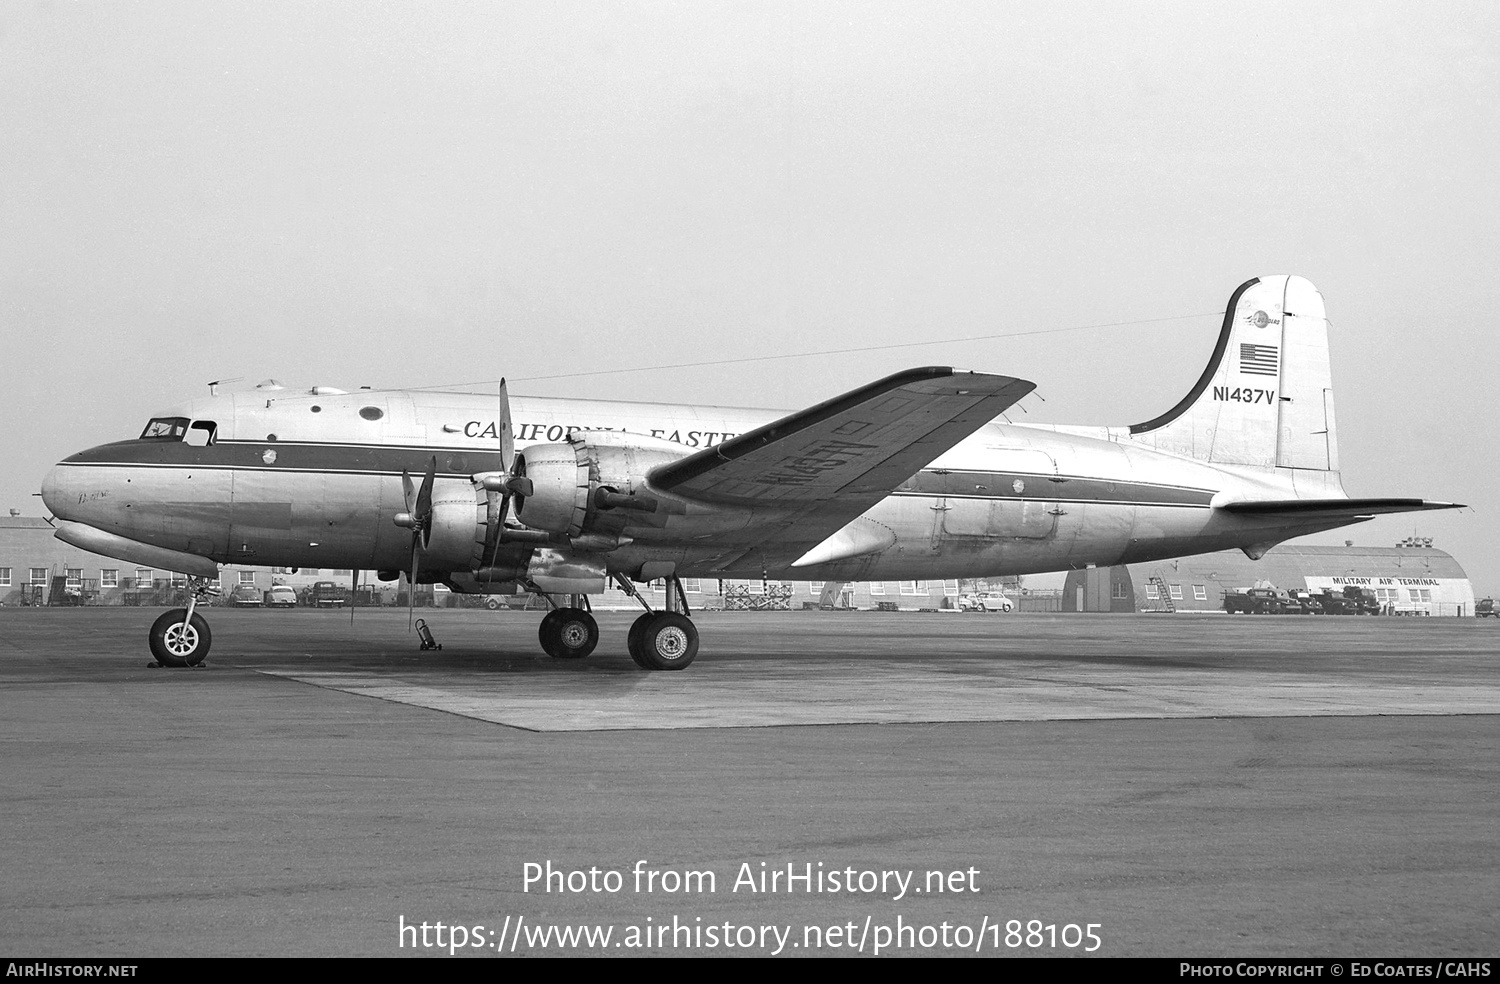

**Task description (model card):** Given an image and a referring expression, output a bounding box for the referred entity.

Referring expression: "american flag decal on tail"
[1239,343,1279,377]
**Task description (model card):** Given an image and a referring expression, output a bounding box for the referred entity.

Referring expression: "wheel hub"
[164,624,198,656]
[655,626,689,659]
[560,622,588,649]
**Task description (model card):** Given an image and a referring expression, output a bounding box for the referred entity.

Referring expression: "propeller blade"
[498,378,513,473]
[416,456,436,547]
[350,568,358,627]
[401,468,415,513]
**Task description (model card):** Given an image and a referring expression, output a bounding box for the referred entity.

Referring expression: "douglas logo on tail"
[41,276,1461,670]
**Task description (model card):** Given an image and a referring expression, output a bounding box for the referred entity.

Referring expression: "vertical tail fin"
[1128,275,1338,472]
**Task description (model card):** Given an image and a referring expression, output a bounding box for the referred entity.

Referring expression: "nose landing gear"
[147,578,218,667]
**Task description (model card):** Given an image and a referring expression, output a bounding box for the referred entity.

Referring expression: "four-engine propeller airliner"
[40,276,1460,669]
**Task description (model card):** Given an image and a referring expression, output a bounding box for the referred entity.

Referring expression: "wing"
[648,366,1034,573]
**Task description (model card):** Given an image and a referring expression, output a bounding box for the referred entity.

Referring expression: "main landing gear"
[538,596,600,660]
[147,578,218,668]
[618,575,699,671]
[529,578,700,670]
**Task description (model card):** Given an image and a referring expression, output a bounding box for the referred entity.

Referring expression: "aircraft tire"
[626,613,654,668]
[149,609,212,668]
[633,612,698,671]
[539,608,598,659]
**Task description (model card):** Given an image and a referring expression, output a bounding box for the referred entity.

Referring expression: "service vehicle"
[1476,598,1497,618]
[264,585,297,608]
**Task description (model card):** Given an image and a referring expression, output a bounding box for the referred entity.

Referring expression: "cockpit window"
[139,417,191,441]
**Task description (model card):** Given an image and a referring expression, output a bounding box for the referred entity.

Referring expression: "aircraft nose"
[41,461,76,521]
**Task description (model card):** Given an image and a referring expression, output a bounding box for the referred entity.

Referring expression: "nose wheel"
[147,578,218,667]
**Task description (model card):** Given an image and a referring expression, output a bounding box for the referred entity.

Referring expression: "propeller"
[477,379,534,575]
[394,455,437,629]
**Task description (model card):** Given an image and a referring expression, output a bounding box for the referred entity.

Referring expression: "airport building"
[1062,542,1476,616]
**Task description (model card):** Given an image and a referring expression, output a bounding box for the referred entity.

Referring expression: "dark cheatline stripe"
[60,442,1216,509]
[62,440,506,478]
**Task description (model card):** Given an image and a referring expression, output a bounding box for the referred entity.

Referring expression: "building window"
[65,569,82,588]
[0,568,9,587]
[899,581,926,595]
[1112,579,1127,600]
[1144,583,1159,600]
[682,578,701,593]
[238,570,257,584]
[1168,584,1183,600]
[745,580,763,595]
[30,568,49,585]
[809,581,825,595]
[1409,588,1432,603]
[136,569,153,585]
[101,570,119,588]
[1193,584,1207,601]
[943,580,960,596]
[869,582,886,595]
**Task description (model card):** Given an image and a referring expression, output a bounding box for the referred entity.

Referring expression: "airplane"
[40,275,1461,670]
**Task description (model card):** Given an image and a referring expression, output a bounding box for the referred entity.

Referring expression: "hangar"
[1063,542,1476,616]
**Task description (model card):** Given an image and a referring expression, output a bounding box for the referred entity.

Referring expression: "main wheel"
[539,608,598,659]
[149,609,212,667]
[630,612,698,671]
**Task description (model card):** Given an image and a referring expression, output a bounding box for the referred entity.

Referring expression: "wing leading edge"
[648,366,1035,573]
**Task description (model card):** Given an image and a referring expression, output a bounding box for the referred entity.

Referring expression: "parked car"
[1477,598,1497,618]
[264,585,298,608]
[228,584,263,607]
[959,592,1014,613]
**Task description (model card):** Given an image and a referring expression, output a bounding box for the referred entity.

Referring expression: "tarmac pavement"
[1,608,1495,957]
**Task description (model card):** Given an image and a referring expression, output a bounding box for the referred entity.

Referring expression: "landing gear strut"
[618,575,699,671]
[147,578,218,668]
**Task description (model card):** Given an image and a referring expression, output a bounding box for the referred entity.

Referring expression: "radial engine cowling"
[421,478,495,570]
[513,432,688,538]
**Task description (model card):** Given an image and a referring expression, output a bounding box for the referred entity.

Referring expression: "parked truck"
[1223,588,1286,614]
[1312,586,1382,615]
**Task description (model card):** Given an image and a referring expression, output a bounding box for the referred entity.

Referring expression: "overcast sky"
[3,1,1495,592]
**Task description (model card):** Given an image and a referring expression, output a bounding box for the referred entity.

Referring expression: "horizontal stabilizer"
[1220,498,1465,519]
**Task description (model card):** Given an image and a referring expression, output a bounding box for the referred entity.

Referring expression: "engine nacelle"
[421,478,494,570]
[513,433,688,538]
